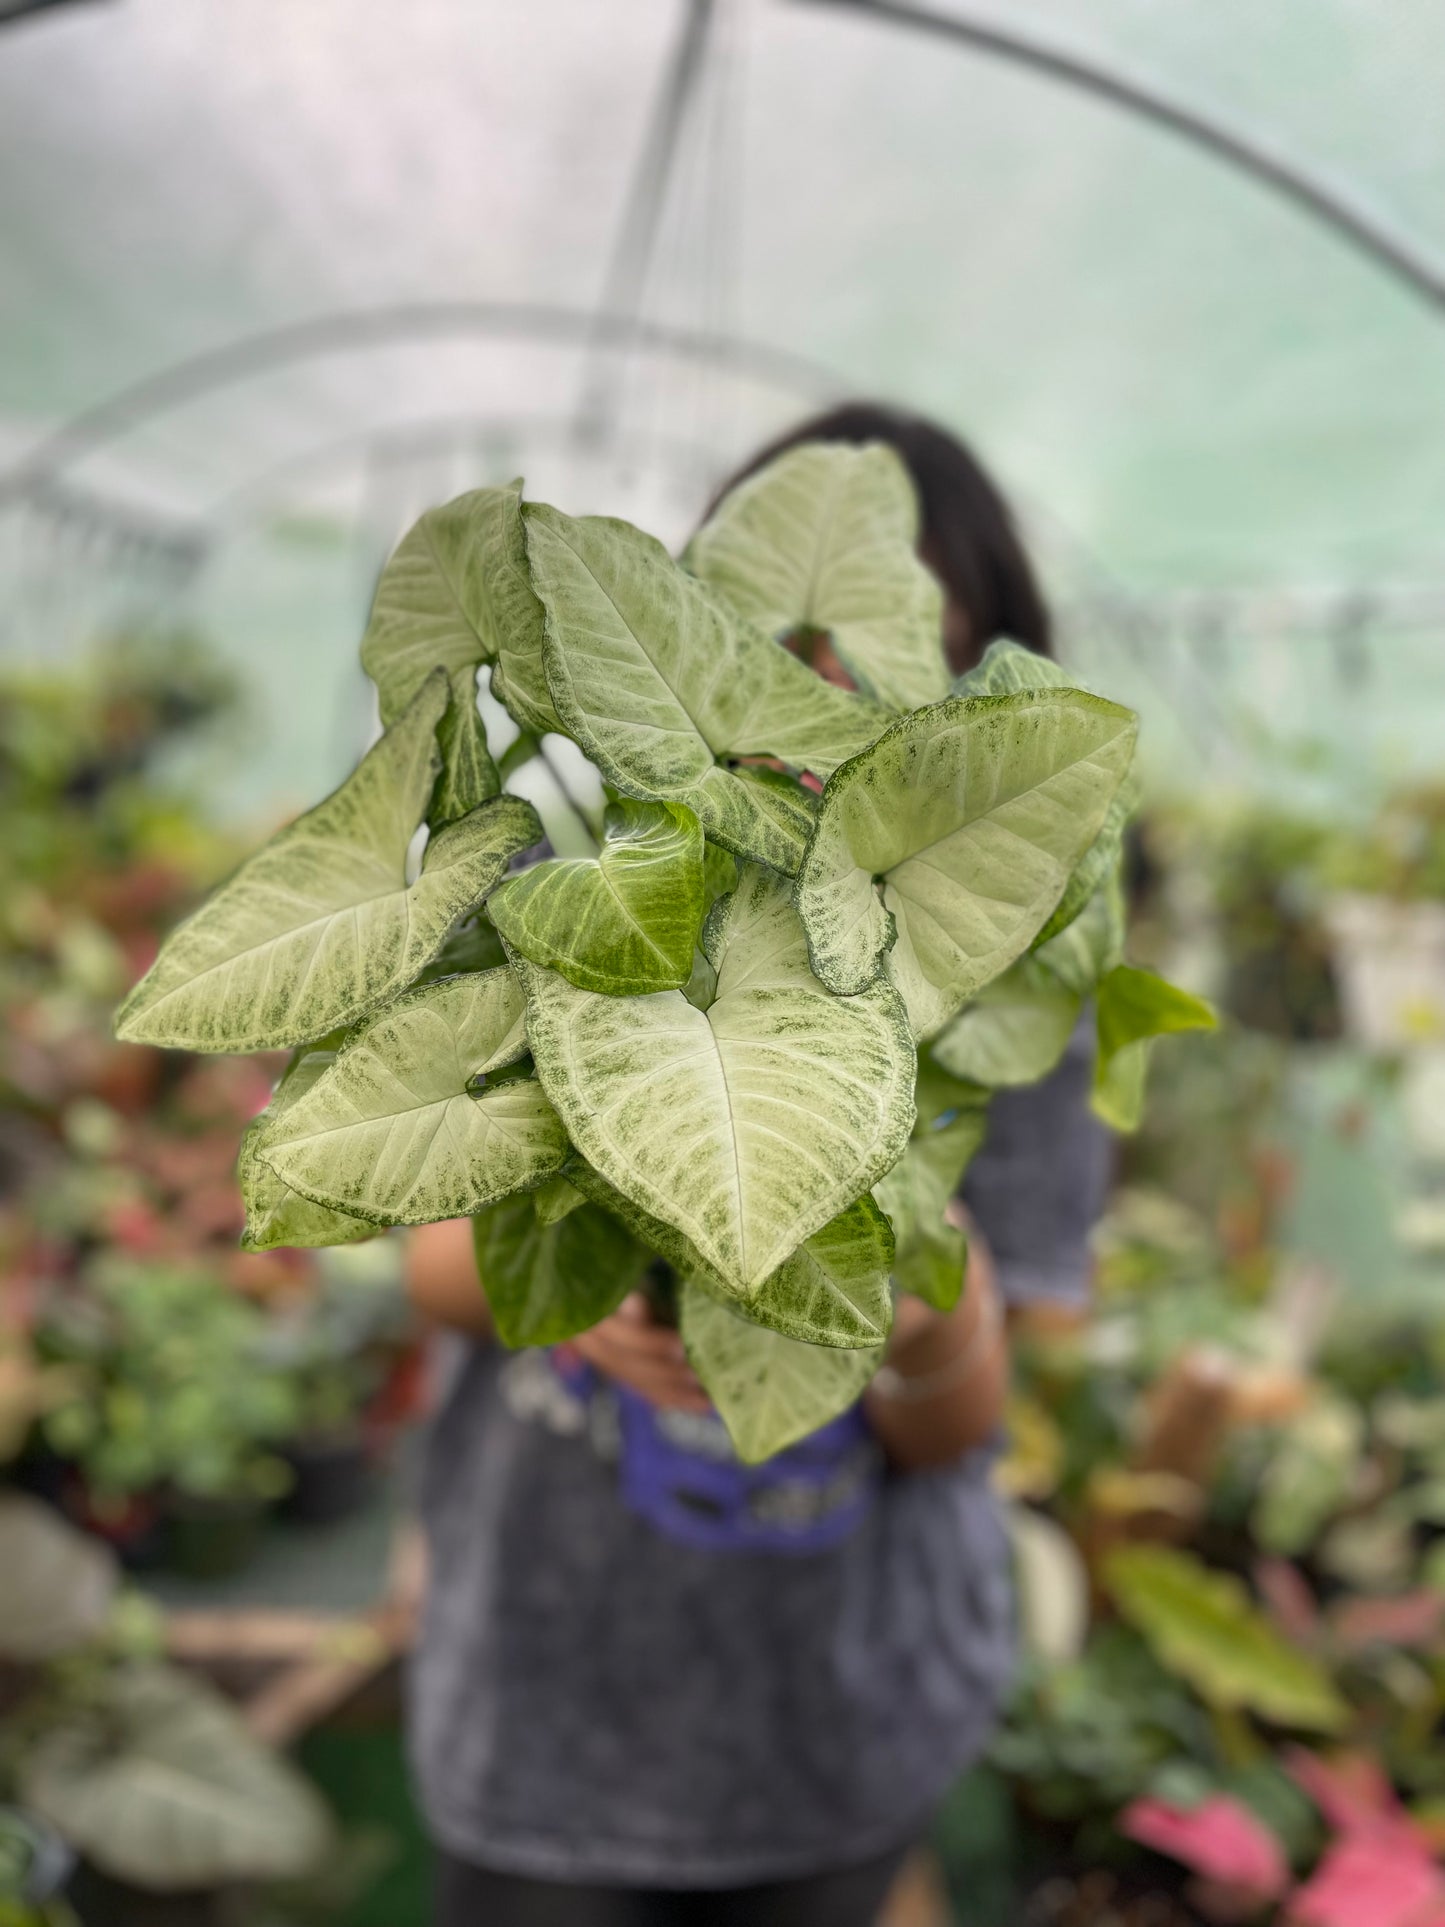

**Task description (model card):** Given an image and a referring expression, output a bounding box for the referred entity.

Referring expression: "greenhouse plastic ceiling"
[1,0,1442,804]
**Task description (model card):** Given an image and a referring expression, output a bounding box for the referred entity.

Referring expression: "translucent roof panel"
[1,0,1441,811]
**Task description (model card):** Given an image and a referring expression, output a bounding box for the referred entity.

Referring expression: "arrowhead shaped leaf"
[680,1280,880,1462]
[1092,964,1217,1132]
[21,1663,332,1890]
[361,482,559,733]
[0,1494,117,1661]
[239,1049,377,1252]
[953,635,1075,698]
[685,440,949,712]
[474,1192,651,1347]
[431,666,501,827]
[521,864,915,1297]
[932,956,1083,1088]
[524,503,888,872]
[259,969,567,1226]
[873,1055,990,1309]
[796,687,1138,1038]
[569,1159,894,1347]
[956,642,1140,951]
[1103,1545,1347,1730]
[116,674,542,1052]
[488,798,706,994]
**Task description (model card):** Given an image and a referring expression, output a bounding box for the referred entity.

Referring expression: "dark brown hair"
[715,402,1051,675]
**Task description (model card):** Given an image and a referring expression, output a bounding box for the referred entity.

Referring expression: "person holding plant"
[406,407,1111,1926]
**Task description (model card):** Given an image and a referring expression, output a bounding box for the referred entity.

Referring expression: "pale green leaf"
[21,1662,333,1889]
[685,440,948,712]
[524,503,888,872]
[569,1161,893,1348]
[1092,964,1217,1132]
[361,482,559,733]
[1034,767,1139,946]
[488,798,706,994]
[931,956,1083,1088]
[474,1193,650,1347]
[681,1280,880,1463]
[953,636,1075,697]
[431,665,500,827]
[258,970,567,1226]
[796,687,1138,1038]
[1103,1545,1348,1730]
[1032,873,1125,996]
[873,1056,990,1309]
[521,863,915,1297]
[532,1172,587,1226]
[116,674,542,1052]
[239,1050,377,1252]
[0,1494,117,1661]
[955,644,1140,951]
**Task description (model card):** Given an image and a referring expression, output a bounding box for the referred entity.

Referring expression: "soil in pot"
[278,1428,376,1526]
[164,1491,268,1580]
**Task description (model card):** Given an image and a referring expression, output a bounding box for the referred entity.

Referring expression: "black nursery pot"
[68,1866,227,1927]
[164,1490,268,1580]
[278,1428,377,1526]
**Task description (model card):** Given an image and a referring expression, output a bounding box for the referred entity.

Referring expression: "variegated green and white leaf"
[521,864,915,1298]
[431,666,500,827]
[259,970,567,1226]
[1092,964,1216,1132]
[524,503,888,872]
[953,636,1075,698]
[474,1192,650,1347]
[361,482,559,733]
[796,687,1138,1038]
[21,1663,332,1891]
[239,1050,376,1252]
[488,799,706,994]
[680,1280,880,1462]
[955,643,1140,949]
[569,1160,893,1348]
[685,441,948,712]
[116,674,543,1052]
[932,956,1083,1089]
[873,1056,990,1309]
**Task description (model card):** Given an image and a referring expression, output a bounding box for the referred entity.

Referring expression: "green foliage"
[474,1193,651,1348]
[1103,1545,1348,1732]
[680,1281,880,1463]
[520,864,915,1300]
[20,1664,331,1891]
[489,799,706,993]
[39,1261,302,1503]
[256,971,567,1226]
[0,1496,117,1663]
[795,685,1138,1037]
[1091,964,1218,1131]
[115,675,542,1052]
[114,448,1200,1458]
[525,501,886,870]
[685,441,948,712]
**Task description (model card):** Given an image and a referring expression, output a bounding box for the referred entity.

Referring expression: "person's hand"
[569,1294,711,1413]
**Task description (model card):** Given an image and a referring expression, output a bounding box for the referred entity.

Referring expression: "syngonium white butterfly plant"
[116,442,1214,1462]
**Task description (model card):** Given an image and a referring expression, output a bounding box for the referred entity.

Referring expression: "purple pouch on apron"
[551,1349,881,1554]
